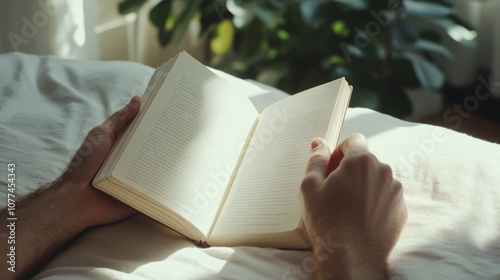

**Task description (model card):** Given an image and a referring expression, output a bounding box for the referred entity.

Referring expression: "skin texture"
[0,96,407,279]
[300,135,408,280]
[0,96,141,280]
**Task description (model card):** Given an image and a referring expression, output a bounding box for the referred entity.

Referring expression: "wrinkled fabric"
[0,53,499,280]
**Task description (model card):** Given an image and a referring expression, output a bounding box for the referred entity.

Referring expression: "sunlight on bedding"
[1,53,498,280]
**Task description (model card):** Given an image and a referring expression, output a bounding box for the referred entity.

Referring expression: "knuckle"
[300,174,321,194]
[393,179,403,190]
[343,152,376,170]
[392,180,404,195]
[380,163,393,180]
[308,152,327,165]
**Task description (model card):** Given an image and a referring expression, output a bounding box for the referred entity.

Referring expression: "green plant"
[119,0,473,117]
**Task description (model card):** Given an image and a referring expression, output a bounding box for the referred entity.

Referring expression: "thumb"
[327,133,368,173]
[101,95,141,138]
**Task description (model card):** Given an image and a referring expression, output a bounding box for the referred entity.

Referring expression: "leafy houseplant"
[119,0,473,117]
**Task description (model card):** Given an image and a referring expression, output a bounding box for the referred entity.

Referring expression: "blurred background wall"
[1,0,498,83]
[0,0,204,63]
[0,0,99,60]
[1,0,499,119]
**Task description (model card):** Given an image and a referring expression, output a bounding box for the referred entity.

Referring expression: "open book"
[93,51,352,249]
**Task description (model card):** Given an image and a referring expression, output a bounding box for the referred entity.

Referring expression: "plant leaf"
[329,0,367,10]
[253,3,280,28]
[227,0,255,28]
[404,1,453,17]
[210,19,235,55]
[300,0,321,26]
[118,0,146,14]
[236,19,262,57]
[158,27,173,46]
[338,43,364,64]
[171,0,203,44]
[267,0,285,11]
[393,23,418,47]
[149,0,172,28]
[403,52,445,89]
[412,39,454,59]
[426,18,477,47]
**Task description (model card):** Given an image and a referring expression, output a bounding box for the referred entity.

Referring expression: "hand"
[300,134,407,278]
[0,96,142,280]
[61,95,141,228]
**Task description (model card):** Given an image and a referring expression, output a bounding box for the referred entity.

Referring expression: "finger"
[327,133,368,173]
[305,138,331,180]
[102,95,141,136]
[300,138,331,201]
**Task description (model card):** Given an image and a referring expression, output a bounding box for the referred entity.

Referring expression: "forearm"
[0,180,86,280]
[311,235,387,280]
[0,97,140,279]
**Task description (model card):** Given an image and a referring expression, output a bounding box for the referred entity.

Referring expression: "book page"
[211,79,350,238]
[112,52,258,237]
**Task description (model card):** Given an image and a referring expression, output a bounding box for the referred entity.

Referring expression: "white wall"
[0,0,203,65]
[0,0,98,60]
[94,0,204,66]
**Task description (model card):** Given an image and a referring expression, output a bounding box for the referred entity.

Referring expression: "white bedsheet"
[0,52,499,279]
